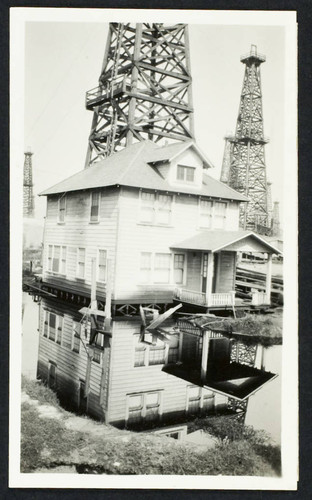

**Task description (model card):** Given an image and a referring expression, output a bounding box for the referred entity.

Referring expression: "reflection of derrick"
[85,23,194,167]
[221,45,270,233]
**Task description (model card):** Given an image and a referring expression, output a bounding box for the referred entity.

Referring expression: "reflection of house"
[37,140,281,426]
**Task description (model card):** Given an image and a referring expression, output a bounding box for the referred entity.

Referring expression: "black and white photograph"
[10,8,297,489]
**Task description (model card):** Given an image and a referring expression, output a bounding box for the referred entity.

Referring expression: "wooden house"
[37,139,281,426]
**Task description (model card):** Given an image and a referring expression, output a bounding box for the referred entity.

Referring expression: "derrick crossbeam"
[85,23,194,167]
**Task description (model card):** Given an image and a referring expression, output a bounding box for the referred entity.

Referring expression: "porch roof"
[171,230,282,254]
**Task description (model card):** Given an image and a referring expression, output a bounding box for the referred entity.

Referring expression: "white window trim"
[138,251,187,286]
[198,198,228,230]
[96,248,107,283]
[176,164,196,183]
[43,310,63,345]
[186,385,215,414]
[133,334,180,368]
[57,195,66,224]
[47,245,67,276]
[90,191,101,223]
[139,191,173,227]
[126,390,163,424]
[72,321,81,353]
[76,247,86,279]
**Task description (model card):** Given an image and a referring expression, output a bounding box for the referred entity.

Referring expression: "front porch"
[174,288,270,310]
[171,230,281,312]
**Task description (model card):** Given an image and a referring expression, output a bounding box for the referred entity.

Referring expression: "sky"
[23,18,286,223]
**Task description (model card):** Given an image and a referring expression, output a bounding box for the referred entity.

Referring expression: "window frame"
[133,334,179,368]
[72,321,81,354]
[198,198,228,230]
[139,252,174,285]
[90,191,100,223]
[176,164,196,183]
[173,252,187,285]
[76,247,86,279]
[186,385,215,415]
[97,249,107,283]
[47,245,67,276]
[43,310,63,346]
[58,195,66,223]
[126,390,163,426]
[139,191,173,226]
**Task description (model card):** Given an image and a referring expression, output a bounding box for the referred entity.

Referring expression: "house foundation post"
[201,330,210,383]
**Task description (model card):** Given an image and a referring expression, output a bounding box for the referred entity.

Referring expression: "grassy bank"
[21,378,281,476]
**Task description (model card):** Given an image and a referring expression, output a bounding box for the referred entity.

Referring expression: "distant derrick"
[221,45,270,234]
[85,23,194,167]
[23,150,34,217]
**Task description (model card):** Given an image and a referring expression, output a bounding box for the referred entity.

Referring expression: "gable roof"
[146,140,213,168]
[171,230,282,254]
[39,140,247,202]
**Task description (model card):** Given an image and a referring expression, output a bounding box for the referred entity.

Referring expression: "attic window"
[177,165,195,182]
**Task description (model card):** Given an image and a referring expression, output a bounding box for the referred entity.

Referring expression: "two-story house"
[37,139,280,427]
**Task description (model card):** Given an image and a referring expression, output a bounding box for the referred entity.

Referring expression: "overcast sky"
[23,19,285,222]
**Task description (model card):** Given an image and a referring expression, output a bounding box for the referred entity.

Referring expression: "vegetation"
[21,378,280,476]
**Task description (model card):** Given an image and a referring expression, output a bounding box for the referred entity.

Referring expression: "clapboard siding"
[43,188,119,295]
[113,187,240,302]
[37,297,107,420]
[107,319,198,425]
[216,252,236,293]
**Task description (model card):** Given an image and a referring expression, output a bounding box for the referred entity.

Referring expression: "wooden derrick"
[85,23,194,166]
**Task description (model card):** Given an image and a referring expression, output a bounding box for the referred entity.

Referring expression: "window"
[140,192,172,225]
[149,342,166,365]
[157,194,172,225]
[177,165,195,182]
[134,336,147,367]
[154,253,171,284]
[141,192,155,224]
[168,335,179,364]
[214,201,227,229]
[58,195,66,222]
[98,250,107,282]
[93,350,102,364]
[90,191,100,222]
[47,245,66,275]
[43,310,63,345]
[48,362,57,389]
[134,334,176,367]
[174,254,185,284]
[140,252,152,284]
[127,391,161,426]
[186,386,215,415]
[187,386,201,415]
[77,248,86,279]
[199,200,213,228]
[72,321,81,353]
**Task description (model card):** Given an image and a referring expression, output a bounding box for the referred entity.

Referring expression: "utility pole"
[23,150,34,217]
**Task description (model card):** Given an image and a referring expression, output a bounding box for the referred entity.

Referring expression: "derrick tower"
[85,23,194,167]
[23,150,34,217]
[221,45,270,233]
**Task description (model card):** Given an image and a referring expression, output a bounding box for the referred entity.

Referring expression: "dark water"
[21,292,282,444]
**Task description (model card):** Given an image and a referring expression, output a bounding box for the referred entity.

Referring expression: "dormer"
[147,141,214,189]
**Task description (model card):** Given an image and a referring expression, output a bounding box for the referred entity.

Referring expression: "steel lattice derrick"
[85,23,194,167]
[222,45,270,232]
[23,150,34,217]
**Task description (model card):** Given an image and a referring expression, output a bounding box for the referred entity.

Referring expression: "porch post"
[205,252,214,307]
[265,253,273,304]
[201,329,210,383]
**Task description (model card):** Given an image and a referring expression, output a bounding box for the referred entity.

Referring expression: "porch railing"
[209,291,235,307]
[174,288,207,306]
[251,291,270,306]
